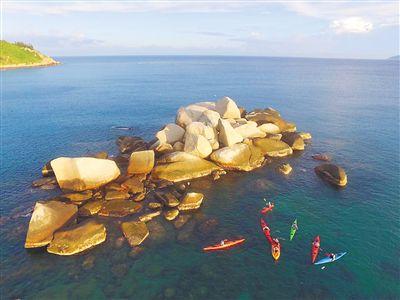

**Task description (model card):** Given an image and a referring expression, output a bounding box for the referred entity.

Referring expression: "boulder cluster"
[25,96,346,256]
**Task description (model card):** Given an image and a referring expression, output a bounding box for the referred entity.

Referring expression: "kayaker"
[327,253,336,260]
[220,240,225,246]
[292,222,298,230]
[313,240,320,248]
[272,238,279,245]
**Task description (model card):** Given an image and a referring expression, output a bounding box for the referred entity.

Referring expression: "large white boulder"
[127,150,155,174]
[176,104,209,128]
[155,123,185,144]
[51,157,120,191]
[184,134,212,158]
[215,96,241,119]
[185,122,219,149]
[198,109,221,128]
[218,119,243,147]
[192,101,216,110]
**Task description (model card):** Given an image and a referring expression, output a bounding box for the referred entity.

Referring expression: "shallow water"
[1,56,399,299]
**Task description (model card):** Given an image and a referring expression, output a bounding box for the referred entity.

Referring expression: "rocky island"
[25,97,347,256]
[0,40,59,70]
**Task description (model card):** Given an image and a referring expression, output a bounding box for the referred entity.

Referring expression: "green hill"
[0,40,58,69]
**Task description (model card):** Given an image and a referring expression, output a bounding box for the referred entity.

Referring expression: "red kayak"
[203,238,245,252]
[260,218,273,244]
[260,202,274,215]
[311,236,320,263]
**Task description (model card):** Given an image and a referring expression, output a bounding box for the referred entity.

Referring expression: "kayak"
[314,252,347,265]
[311,236,320,263]
[271,241,281,261]
[260,202,274,215]
[260,218,273,244]
[203,238,245,251]
[290,219,297,241]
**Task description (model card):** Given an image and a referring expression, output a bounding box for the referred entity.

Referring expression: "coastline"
[0,60,60,71]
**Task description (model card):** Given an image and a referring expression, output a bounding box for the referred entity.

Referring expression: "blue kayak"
[314,252,347,265]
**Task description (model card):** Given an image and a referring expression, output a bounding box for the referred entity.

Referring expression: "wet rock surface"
[121,221,149,247]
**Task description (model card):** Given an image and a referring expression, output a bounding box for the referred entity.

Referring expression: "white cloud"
[330,17,373,34]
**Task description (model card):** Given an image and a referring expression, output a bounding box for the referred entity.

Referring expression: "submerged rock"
[25,200,77,248]
[173,214,192,229]
[210,143,265,171]
[164,209,179,221]
[32,177,57,188]
[127,150,155,175]
[121,220,149,247]
[148,202,163,210]
[278,163,292,175]
[47,220,106,255]
[253,138,293,157]
[178,192,204,211]
[151,152,221,182]
[281,132,305,151]
[98,200,142,217]
[315,164,347,187]
[116,136,147,154]
[312,153,331,161]
[50,157,120,191]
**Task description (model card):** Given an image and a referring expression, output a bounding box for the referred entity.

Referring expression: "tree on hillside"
[14,42,34,50]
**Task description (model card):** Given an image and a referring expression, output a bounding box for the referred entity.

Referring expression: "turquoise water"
[1,56,399,299]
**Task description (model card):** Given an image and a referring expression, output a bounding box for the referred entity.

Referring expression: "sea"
[1,56,399,299]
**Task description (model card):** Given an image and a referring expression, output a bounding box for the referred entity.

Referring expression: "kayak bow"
[290,219,297,241]
[314,252,347,265]
[203,238,245,252]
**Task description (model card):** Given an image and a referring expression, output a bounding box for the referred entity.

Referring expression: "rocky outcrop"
[121,221,149,247]
[178,192,204,211]
[116,136,147,154]
[253,138,293,157]
[25,200,77,248]
[151,152,221,182]
[127,150,155,174]
[210,143,265,171]
[315,164,347,187]
[155,123,185,144]
[281,132,305,151]
[51,157,120,191]
[218,119,243,147]
[47,220,106,255]
[215,96,241,119]
[298,132,312,140]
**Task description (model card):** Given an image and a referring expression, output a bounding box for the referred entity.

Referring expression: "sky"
[2,0,399,59]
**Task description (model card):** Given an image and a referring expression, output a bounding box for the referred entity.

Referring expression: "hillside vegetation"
[0,40,58,69]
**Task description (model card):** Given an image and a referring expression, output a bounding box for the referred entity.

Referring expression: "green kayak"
[290,219,298,241]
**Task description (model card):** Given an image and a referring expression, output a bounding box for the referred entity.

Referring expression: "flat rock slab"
[164,209,179,221]
[178,192,204,211]
[121,221,149,247]
[253,138,293,157]
[98,200,142,217]
[78,200,103,216]
[25,200,77,248]
[139,210,161,222]
[105,191,130,201]
[47,220,106,255]
[63,190,93,204]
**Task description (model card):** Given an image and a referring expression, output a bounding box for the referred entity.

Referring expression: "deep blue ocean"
[1,56,399,299]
